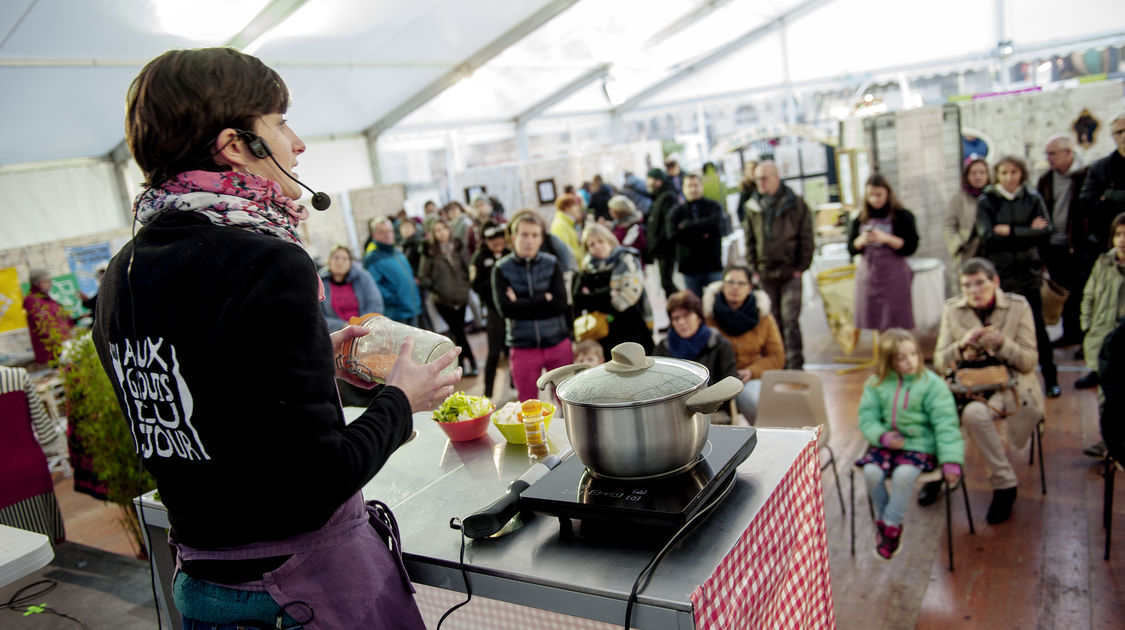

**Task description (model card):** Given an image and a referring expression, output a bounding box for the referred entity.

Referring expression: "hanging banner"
[0,266,28,333]
[66,242,112,298]
[0,267,34,363]
[20,273,85,318]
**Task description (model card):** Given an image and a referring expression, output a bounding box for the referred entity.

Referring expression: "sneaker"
[875,519,887,543]
[1046,385,1061,398]
[917,480,943,506]
[1083,441,1108,458]
[985,487,1017,524]
[1075,371,1099,389]
[876,524,903,560]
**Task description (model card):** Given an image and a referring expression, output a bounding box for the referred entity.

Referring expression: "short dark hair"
[960,257,998,280]
[126,48,289,187]
[1111,212,1125,236]
[993,155,1029,185]
[666,290,704,321]
[722,265,754,285]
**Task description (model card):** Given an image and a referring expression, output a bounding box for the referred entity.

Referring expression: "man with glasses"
[934,257,1045,524]
[1036,134,1089,354]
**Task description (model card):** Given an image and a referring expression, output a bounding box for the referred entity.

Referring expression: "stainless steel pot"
[537,342,742,479]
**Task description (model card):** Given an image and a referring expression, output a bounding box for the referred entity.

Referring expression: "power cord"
[436,517,473,629]
[1,579,89,629]
[623,475,736,630]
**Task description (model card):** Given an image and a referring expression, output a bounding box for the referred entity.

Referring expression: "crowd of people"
[12,50,1125,625]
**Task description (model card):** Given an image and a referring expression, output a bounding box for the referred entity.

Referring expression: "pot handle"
[684,376,744,415]
[537,363,589,390]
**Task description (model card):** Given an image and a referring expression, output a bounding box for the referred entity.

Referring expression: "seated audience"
[319,245,384,332]
[1080,212,1125,458]
[856,329,963,560]
[935,258,1044,524]
[702,265,784,424]
[654,290,737,424]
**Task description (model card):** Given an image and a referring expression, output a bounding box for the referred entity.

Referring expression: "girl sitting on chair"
[856,329,964,559]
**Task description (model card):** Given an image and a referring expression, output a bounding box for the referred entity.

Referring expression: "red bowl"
[435,411,493,442]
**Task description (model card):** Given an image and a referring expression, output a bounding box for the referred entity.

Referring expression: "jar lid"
[553,342,708,406]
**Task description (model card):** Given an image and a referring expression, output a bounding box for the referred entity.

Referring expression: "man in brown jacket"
[935,258,1045,524]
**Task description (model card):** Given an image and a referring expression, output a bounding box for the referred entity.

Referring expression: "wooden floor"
[50,331,1125,629]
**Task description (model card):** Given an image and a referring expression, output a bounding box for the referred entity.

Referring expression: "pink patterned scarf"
[134,170,323,299]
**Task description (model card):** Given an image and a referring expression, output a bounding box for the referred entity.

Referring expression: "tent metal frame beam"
[226,0,311,50]
[513,63,611,126]
[612,0,836,115]
[363,0,580,140]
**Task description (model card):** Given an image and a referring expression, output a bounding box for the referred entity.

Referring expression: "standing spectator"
[470,222,510,399]
[397,218,424,274]
[363,217,422,326]
[572,223,653,361]
[936,258,1044,524]
[587,175,614,223]
[702,266,784,423]
[1037,134,1089,349]
[621,171,652,216]
[1079,112,1125,257]
[491,211,571,402]
[654,290,737,424]
[23,269,74,367]
[1079,212,1125,458]
[944,157,989,297]
[550,193,585,262]
[608,195,647,258]
[446,200,485,330]
[419,219,479,377]
[736,160,759,224]
[646,167,680,299]
[664,156,684,200]
[976,155,1059,397]
[472,194,506,223]
[319,245,384,332]
[421,199,441,235]
[744,161,814,370]
[668,173,724,297]
[847,174,919,331]
[701,162,732,236]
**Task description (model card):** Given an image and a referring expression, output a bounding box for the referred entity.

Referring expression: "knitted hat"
[646,167,666,180]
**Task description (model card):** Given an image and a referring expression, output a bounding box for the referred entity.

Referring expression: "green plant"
[61,332,155,559]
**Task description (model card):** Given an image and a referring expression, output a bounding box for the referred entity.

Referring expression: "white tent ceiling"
[1,0,1123,167]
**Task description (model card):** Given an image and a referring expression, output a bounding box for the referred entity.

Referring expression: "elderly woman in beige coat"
[942,158,989,296]
[935,257,1044,526]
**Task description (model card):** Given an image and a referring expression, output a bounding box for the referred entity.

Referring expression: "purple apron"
[854,217,914,331]
[172,492,425,629]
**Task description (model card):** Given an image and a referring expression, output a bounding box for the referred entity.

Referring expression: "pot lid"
[552,342,708,406]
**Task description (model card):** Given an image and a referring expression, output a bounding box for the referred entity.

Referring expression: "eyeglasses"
[960,278,991,291]
[722,278,751,287]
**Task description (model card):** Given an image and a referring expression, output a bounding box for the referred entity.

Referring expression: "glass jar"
[521,399,549,459]
[336,313,456,383]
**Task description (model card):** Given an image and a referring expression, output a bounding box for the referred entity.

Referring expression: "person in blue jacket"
[364,217,422,326]
[320,244,383,332]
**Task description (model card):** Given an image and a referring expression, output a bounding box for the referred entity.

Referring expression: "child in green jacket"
[857,329,965,560]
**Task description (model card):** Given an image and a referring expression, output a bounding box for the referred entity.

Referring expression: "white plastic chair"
[755,370,846,516]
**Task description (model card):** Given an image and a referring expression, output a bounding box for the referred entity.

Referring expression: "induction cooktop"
[519,426,756,529]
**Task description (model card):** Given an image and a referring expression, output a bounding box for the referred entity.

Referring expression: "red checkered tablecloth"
[691,430,835,629]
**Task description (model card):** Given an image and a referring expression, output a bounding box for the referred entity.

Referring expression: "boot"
[876,523,902,560]
[986,487,1017,524]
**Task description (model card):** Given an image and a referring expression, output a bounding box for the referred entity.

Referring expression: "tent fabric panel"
[0,162,125,249]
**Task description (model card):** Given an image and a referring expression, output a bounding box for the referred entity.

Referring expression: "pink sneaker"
[875,519,887,543]
[876,524,903,560]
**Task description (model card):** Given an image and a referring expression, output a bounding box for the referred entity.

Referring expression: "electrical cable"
[436,517,473,629]
[622,475,736,630]
[0,579,90,628]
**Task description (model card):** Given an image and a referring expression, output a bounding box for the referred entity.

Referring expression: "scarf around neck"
[134,170,323,299]
[713,291,759,336]
[667,324,712,360]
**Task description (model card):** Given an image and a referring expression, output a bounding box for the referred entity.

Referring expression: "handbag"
[574,310,610,342]
[1040,271,1069,326]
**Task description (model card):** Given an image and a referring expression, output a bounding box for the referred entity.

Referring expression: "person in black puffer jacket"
[976,155,1059,396]
[491,211,571,402]
[470,222,511,399]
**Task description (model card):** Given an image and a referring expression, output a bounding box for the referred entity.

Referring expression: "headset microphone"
[236,130,332,211]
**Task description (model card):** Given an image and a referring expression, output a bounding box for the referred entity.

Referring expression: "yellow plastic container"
[492,401,555,444]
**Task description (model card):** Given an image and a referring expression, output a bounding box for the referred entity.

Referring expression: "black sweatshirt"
[92,213,413,549]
